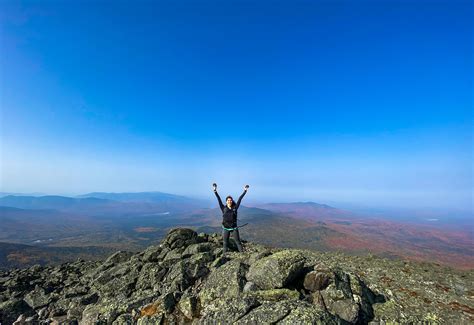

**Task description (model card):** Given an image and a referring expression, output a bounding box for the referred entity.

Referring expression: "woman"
[212,183,249,256]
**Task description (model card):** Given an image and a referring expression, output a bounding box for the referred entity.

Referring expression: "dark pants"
[222,228,243,255]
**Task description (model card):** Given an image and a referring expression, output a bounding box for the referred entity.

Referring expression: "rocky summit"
[0,228,472,324]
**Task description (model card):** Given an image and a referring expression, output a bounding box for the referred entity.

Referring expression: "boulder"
[243,281,257,292]
[47,296,71,317]
[304,270,333,292]
[104,251,134,266]
[12,314,27,325]
[79,304,101,325]
[63,284,89,298]
[135,264,167,292]
[139,292,175,318]
[92,261,142,298]
[330,298,360,323]
[250,288,300,302]
[162,248,184,262]
[79,292,99,305]
[317,269,371,323]
[67,300,86,320]
[23,285,52,309]
[141,246,162,263]
[182,242,215,257]
[176,294,199,319]
[160,256,209,294]
[247,251,306,289]
[278,303,338,324]
[199,260,247,306]
[163,228,198,250]
[320,282,346,303]
[137,313,164,324]
[236,301,296,324]
[199,296,260,323]
[112,313,134,324]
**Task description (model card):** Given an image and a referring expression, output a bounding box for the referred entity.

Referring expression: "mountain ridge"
[1,193,472,270]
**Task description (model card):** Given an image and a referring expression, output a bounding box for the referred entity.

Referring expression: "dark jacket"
[214,190,246,228]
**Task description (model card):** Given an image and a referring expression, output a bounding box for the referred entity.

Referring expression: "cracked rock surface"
[0,228,472,324]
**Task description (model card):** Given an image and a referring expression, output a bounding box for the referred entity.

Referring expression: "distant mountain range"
[256,201,354,221]
[77,191,199,204]
[0,195,114,211]
[0,192,207,216]
[0,192,46,197]
[0,191,472,270]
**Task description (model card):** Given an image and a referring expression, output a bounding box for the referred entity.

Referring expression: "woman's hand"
[244,184,249,191]
[212,183,217,192]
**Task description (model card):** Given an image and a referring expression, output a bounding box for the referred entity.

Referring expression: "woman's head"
[226,195,234,207]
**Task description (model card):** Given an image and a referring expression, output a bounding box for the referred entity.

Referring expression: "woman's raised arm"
[235,185,249,209]
[213,183,225,211]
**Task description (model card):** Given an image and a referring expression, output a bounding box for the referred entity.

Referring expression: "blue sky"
[1,0,472,210]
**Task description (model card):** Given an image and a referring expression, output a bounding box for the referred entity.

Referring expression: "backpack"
[222,207,238,228]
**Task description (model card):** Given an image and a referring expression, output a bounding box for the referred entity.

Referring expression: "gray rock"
[63,284,89,298]
[199,260,247,306]
[163,247,185,262]
[210,255,227,268]
[247,251,306,290]
[176,294,199,319]
[104,251,134,265]
[23,285,51,309]
[250,288,301,302]
[200,296,260,323]
[163,228,198,250]
[236,301,294,324]
[12,314,27,325]
[48,315,70,323]
[162,260,193,294]
[189,251,214,265]
[182,242,214,257]
[79,292,99,305]
[161,292,176,314]
[79,304,101,325]
[277,303,338,324]
[135,263,167,291]
[112,313,134,324]
[48,296,70,316]
[320,283,346,303]
[25,315,38,322]
[310,291,326,309]
[157,247,171,260]
[67,300,86,320]
[79,298,127,324]
[304,270,333,292]
[197,232,208,242]
[137,313,164,325]
[92,261,141,298]
[330,298,360,323]
[142,245,163,263]
[0,299,35,325]
[160,253,210,295]
[247,250,273,265]
[243,281,257,292]
[37,307,48,319]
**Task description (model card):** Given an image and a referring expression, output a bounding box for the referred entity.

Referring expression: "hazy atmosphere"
[0,3,473,323]
[1,0,472,210]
